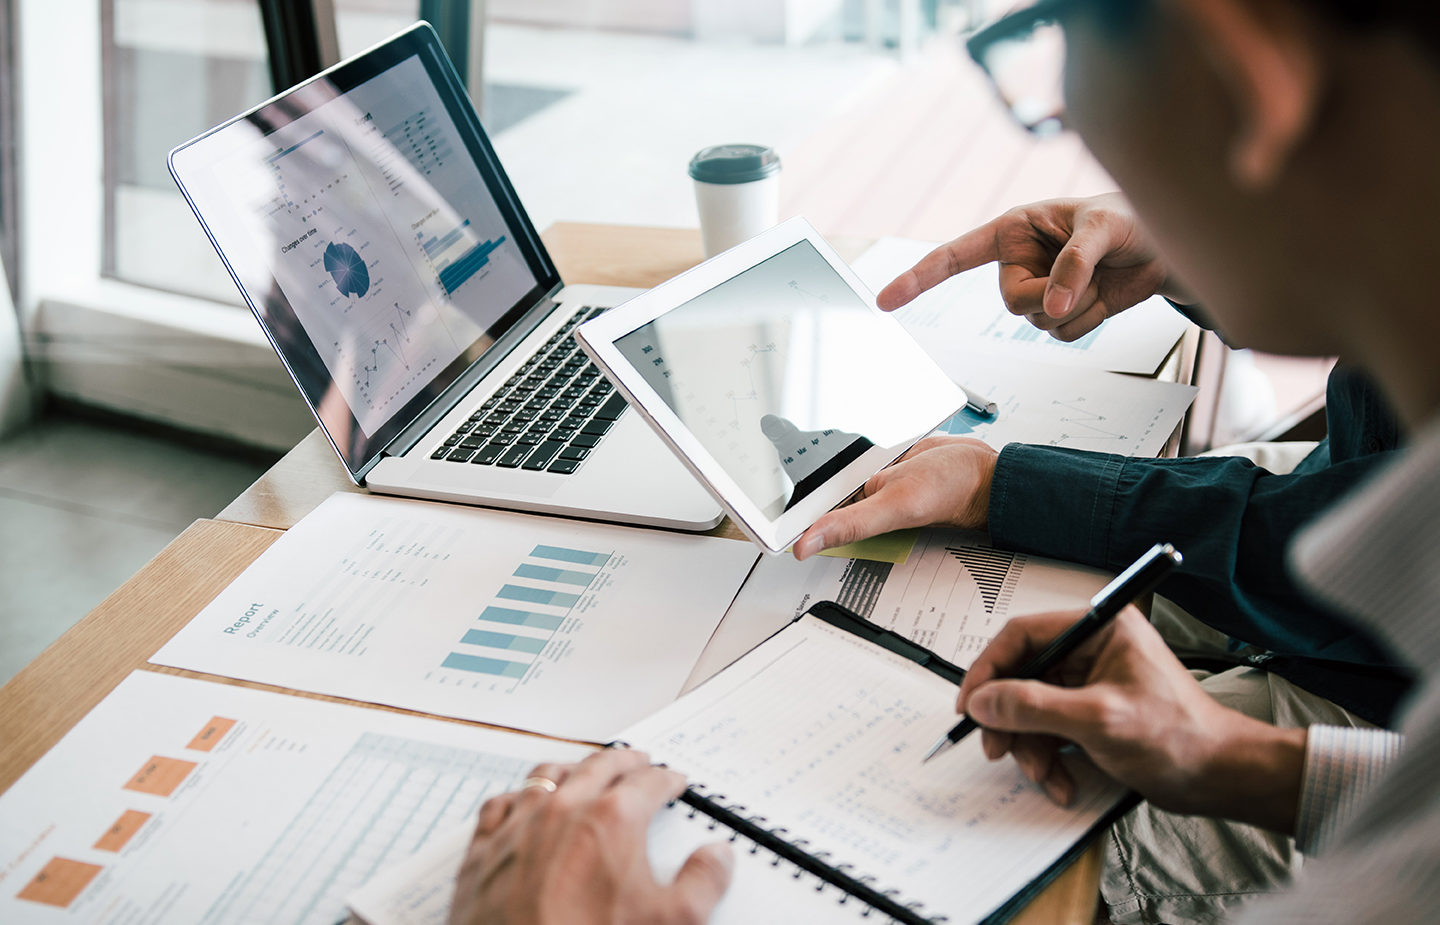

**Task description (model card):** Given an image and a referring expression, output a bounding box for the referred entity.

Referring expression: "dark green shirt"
[989,363,1413,725]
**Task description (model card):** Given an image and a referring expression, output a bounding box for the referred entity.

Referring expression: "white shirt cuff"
[1296,725,1404,855]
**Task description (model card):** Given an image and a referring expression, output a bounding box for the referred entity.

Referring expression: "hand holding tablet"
[575,218,966,553]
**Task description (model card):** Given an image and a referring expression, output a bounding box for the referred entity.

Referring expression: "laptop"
[169,23,722,531]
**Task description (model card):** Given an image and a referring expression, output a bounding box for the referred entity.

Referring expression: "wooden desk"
[2,222,1117,925]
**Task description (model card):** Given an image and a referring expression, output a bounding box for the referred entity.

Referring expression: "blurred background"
[0,0,1330,683]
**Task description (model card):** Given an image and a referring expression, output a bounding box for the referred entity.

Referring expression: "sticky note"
[816,529,920,565]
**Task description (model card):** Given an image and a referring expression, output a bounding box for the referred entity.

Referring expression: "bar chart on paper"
[0,673,592,925]
[153,494,759,739]
[862,534,1030,663]
[986,315,1102,351]
[945,544,1022,615]
[440,544,612,685]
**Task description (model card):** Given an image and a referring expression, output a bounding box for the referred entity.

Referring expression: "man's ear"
[1176,0,1325,190]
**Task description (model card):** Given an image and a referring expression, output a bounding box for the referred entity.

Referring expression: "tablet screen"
[615,240,936,520]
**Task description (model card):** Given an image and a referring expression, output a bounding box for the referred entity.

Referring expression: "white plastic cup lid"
[688,144,781,184]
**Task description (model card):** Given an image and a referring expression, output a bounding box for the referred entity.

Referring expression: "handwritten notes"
[622,617,1126,923]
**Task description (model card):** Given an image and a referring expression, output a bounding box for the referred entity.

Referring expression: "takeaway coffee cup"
[689,144,782,258]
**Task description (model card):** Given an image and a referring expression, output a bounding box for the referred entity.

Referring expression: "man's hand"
[878,193,1192,342]
[958,607,1307,834]
[793,436,998,560]
[450,749,732,925]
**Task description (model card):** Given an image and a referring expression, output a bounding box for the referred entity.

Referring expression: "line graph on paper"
[924,358,1194,459]
[1050,396,1132,444]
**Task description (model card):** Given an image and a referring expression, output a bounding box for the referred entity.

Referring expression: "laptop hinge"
[381,285,567,460]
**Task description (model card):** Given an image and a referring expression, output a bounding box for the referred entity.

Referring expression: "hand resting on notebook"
[958,605,1307,836]
[449,749,732,925]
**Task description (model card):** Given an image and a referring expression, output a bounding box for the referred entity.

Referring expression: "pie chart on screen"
[324,241,370,298]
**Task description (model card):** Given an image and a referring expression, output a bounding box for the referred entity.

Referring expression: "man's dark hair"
[1098,1,1438,57]
[1303,2,1438,58]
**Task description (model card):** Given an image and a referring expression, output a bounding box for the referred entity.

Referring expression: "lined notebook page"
[620,615,1126,924]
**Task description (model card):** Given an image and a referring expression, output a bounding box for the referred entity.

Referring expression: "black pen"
[922,541,1182,763]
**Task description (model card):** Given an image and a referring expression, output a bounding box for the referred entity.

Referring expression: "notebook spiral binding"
[681,782,947,925]
[605,740,946,923]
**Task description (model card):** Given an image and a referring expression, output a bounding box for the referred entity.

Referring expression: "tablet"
[575,217,966,553]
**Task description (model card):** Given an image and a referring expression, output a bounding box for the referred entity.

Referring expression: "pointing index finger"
[876,219,1004,311]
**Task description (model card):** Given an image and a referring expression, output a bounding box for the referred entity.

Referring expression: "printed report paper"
[930,354,1196,458]
[688,527,1111,689]
[0,671,591,924]
[152,493,759,740]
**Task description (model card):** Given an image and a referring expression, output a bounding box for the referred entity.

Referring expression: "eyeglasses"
[965,0,1078,136]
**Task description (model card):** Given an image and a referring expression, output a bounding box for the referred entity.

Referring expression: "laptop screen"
[170,25,560,478]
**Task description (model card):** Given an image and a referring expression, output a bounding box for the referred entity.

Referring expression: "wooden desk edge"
[0,520,277,792]
[1014,839,1105,925]
[0,520,587,794]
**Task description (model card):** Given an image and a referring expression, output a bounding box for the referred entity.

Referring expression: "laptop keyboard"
[429,305,626,475]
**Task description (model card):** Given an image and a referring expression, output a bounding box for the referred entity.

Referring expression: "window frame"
[18,0,327,449]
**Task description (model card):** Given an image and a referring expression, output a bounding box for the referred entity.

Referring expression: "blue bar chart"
[415,216,508,296]
[436,237,507,294]
[418,218,471,258]
[473,607,564,631]
[442,544,612,683]
[1002,323,1101,350]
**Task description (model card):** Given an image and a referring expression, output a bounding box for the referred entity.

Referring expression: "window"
[104,0,271,302]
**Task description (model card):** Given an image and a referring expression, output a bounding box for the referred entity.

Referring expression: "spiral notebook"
[348,602,1133,925]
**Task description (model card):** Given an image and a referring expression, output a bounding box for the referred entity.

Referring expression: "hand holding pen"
[926,543,1182,763]
[945,542,1310,823]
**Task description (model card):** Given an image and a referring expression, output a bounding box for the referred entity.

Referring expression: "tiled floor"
[0,411,276,684]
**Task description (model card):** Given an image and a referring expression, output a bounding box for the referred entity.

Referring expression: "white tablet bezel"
[575,217,966,553]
